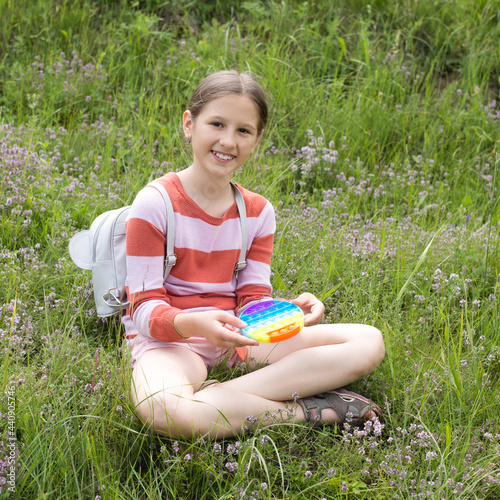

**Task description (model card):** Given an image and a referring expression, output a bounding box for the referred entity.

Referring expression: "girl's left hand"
[290,292,325,326]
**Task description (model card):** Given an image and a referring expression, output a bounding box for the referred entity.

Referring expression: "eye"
[238,128,251,134]
[211,122,223,128]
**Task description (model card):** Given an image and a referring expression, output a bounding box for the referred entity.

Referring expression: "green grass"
[1,0,500,498]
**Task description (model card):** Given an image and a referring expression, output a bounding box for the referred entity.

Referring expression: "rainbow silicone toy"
[239,299,304,343]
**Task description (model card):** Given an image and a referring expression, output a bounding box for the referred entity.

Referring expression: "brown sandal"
[297,388,382,428]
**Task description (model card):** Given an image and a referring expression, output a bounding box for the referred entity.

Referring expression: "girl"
[124,70,385,439]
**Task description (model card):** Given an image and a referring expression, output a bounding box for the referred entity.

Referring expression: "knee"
[132,390,168,433]
[356,325,385,376]
[132,390,193,439]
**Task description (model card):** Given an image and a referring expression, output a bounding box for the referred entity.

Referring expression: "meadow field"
[1,0,499,498]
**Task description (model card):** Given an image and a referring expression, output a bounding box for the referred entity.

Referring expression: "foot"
[296,388,382,428]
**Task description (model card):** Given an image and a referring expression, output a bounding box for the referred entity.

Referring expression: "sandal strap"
[296,397,323,428]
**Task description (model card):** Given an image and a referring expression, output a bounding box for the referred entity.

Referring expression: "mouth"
[212,150,236,161]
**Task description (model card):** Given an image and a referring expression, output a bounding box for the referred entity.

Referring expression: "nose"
[219,129,237,150]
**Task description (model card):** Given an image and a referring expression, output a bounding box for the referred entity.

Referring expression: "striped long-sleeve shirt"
[122,172,275,343]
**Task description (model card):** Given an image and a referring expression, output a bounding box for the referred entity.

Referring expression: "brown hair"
[188,70,269,136]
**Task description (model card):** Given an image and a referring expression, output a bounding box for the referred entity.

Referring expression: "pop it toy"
[239,299,304,343]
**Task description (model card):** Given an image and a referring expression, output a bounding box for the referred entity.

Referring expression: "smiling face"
[183,94,262,181]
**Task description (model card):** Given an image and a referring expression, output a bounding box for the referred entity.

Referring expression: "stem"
[484,154,499,283]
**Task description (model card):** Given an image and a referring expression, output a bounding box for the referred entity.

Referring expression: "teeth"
[214,152,234,160]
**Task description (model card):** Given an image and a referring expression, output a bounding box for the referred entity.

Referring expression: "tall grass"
[1,0,499,498]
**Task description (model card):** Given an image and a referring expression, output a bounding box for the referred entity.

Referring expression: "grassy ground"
[1,0,499,498]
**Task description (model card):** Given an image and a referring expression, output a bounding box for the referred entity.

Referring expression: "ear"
[182,110,193,139]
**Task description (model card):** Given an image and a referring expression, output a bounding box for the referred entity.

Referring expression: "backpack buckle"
[165,253,177,267]
[234,260,247,272]
[103,288,130,309]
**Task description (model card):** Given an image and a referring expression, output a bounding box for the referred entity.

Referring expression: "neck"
[176,167,234,215]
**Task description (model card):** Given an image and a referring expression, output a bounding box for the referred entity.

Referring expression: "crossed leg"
[131,323,384,439]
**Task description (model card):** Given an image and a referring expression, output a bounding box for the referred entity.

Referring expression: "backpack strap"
[149,181,177,281]
[231,182,248,274]
[148,180,248,280]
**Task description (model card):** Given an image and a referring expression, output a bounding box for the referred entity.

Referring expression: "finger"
[304,306,325,326]
[236,337,260,347]
[304,316,320,327]
[303,315,316,327]
[221,327,259,347]
[291,295,314,310]
[223,316,248,329]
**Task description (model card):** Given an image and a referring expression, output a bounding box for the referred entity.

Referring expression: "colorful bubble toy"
[239,299,304,343]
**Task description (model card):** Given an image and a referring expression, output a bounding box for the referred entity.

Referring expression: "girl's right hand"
[173,311,259,348]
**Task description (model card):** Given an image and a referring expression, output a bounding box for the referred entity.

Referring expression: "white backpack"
[69,181,248,317]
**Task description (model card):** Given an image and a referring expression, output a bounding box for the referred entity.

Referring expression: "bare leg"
[131,346,303,439]
[131,323,384,439]
[224,323,384,400]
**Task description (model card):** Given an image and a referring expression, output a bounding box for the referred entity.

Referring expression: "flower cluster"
[8,51,107,119]
[339,418,500,497]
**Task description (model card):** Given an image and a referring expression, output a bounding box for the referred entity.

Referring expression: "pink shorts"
[128,334,247,371]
